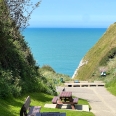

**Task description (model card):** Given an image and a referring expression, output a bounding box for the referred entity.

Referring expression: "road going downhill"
[56,87,116,116]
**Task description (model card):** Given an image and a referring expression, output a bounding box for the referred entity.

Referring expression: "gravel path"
[56,87,116,116]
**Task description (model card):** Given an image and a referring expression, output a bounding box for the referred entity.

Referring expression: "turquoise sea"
[23,28,107,77]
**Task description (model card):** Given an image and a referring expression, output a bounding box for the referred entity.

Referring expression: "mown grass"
[0,92,94,116]
[105,79,116,96]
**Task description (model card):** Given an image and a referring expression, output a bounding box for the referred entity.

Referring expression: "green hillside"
[74,23,116,80]
[0,0,57,98]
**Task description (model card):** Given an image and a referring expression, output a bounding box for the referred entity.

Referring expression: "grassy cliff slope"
[74,23,116,80]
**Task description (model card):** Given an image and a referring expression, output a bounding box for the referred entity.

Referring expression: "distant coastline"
[72,58,88,79]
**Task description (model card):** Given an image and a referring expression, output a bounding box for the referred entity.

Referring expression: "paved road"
[56,87,116,116]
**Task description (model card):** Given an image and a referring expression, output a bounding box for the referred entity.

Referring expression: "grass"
[74,23,116,80]
[105,78,116,96]
[87,55,116,96]
[0,92,94,116]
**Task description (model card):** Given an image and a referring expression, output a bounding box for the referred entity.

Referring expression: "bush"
[40,65,56,73]
[0,1,57,99]
[100,47,116,65]
[0,69,21,98]
[105,77,116,95]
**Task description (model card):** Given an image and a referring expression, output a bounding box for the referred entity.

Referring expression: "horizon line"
[26,27,107,29]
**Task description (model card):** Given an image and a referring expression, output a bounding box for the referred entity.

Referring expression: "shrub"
[0,69,22,98]
[99,47,116,66]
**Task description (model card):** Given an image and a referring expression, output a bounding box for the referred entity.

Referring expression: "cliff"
[74,23,116,80]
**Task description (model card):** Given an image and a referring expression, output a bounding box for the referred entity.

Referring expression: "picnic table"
[59,91,72,102]
[52,91,78,110]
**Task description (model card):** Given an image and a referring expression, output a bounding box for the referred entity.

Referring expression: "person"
[62,87,65,91]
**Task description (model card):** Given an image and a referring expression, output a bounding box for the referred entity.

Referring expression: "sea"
[22,28,107,77]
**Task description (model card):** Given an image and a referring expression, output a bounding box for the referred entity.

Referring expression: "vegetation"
[2,0,116,115]
[0,0,57,98]
[0,1,92,115]
[73,23,116,96]
[74,23,116,81]
[39,65,71,85]
[0,92,94,116]
[90,56,116,96]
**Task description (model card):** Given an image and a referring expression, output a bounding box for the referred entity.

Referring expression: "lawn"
[0,92,94,116]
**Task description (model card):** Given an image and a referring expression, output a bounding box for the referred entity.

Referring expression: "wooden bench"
[73,97,78,104]
[69,97,78,109]
[20,96,41,116]
[52,96,59,104]
[57,97,78,110]
[41,112,66,116]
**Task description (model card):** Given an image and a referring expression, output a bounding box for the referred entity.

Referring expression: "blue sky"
[29,0,116,28]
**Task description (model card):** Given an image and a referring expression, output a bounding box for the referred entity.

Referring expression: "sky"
[28,0,116,28]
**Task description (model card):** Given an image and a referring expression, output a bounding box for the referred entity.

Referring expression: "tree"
[0,0,41,98]
[0,0,41,39]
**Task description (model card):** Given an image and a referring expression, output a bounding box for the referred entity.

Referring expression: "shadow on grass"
[0,92,53,116]
[0,93,94,116]
[0,97,23,116]
[26,92,52,102]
